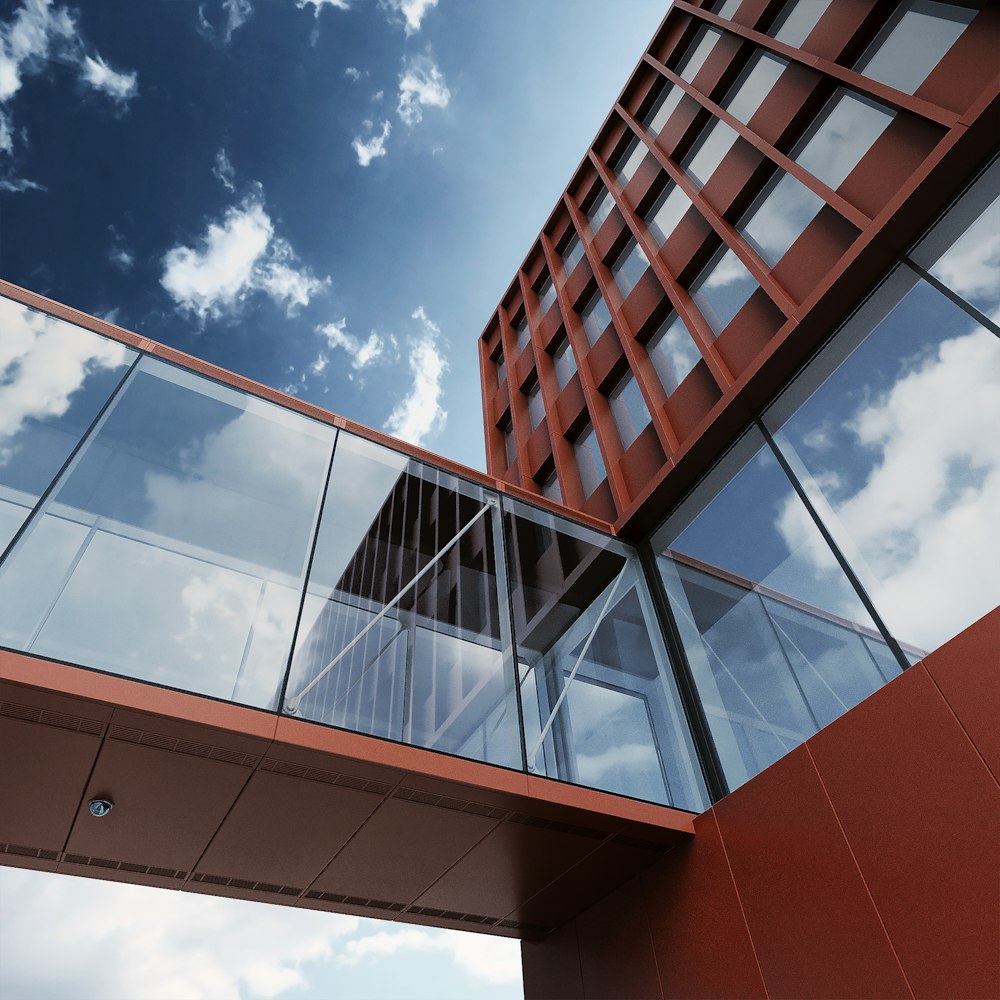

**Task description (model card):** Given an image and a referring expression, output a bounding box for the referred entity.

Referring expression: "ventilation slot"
[61,854,187,879]
[497,919,553,935]
[304,890,405,912]
[190,872,302,896]
[1,842,60,861]
[393,786,508,819]
[261,758,392,795]
[2,701,104,736]
[108,726,259,767]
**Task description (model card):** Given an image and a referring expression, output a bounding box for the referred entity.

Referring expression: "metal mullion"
[673,0,961,129]
[905,259,1000,341]
[629,58,873,232]
[758,419,910,672]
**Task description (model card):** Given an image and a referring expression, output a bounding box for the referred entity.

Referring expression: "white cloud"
[344,65,361,82]
[160,193,326,320]
[338,927,520,985]
[396,54,450,127]
[383,306,447,446]
[380,0,438,35]
[352,119,390,166]
[297,0,350,15]
[213,147,236,191]
[0,868,362,1000]
[0,109,13,153]
[109,245,134,271]
[318,317,384,370]
[197,0,253,44]
[80,53,137,104]
[0,174,43,191]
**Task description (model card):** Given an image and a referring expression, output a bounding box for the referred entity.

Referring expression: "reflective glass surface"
[855,0,974,95]
[506,500,707,810]
[678,26,722,84]
[587,187,615,229]
[764,266,1000,653]
[653,429,899,790]
[713,0,742,16]
[552,336,577,390]
[612,239,651,297]
[581,291,613,347]
[573,424,606,498]
[794,90,895,191]
[690,247,758,335]
[540,470,562,504]
[646,313,701,395]
[740,170,826,267]
[0,299,136,553]
[646,183,692,246]
[769,0,832,48]
[610,373,652,449]
[286,433,521,768]
[615,136,648,187]
[537,275,557,315]
[562,233,586,274]
[527,381,545,430]
[514,315,530,352]
[0,356,333,709]
[502,418,516,469]
[683,119,740,189]
[723,51,788,125]
[492,347,506,386]
[644,82,685,139]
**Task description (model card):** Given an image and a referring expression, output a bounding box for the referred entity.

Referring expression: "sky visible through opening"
[0,1,667,997]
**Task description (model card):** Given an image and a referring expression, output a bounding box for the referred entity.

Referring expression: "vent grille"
[1,842,60,861]
[304,890,405,912]
[61,854,187,879]
[1,701,103,736]
[109,726,259,767]
[507,813,606,840]
[190,872,302,896]
[392,786,508,819]
[261,758,392,795]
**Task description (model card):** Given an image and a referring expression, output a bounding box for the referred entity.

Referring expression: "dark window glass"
[739,170,826,267]
[552,336,578,390]
[683,119,740,189]
[690,247,758,335]
[514,315,530,352]
[562,233,586,274]
[612,239,651,297]
[614,136,647,187]
[587,187,615,229]
[723,51,788,125]
[581,291,613,347]
[609,372,652,449]
[573,423,606,497]
[526,380,545,430]
[537,274,557,315]
[646,313,700,395]
[646,183,692,246]
[769,0,832,48]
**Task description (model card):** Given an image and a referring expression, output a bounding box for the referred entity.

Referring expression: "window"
[723,51,788,125]
[573,423,606,497]
[646,183,692,245]
[609,372,652,449]
[614,136,647,187]
[793,89,895,191]
[562,233,586,274]
[682,119,740,189]
[854,0,975,96]
[492,346,506,386]
[539,469,562,504]
[552,335,578,390]
[612,239,651,297]
[644,82,685,139]
[526,379,545,430]
[514,314,530,352]
[501,416,516,469]
[690,246,758,335]
[739,170,826,267]
[646,313,701,395]
[537,274,556,315]
[712,0,742,16]
[768,0,832,48]
[677,26,723,84]
[580,290,613,346]
[587,186,615,229]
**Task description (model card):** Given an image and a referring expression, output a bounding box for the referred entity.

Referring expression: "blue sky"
[0,0,668,997]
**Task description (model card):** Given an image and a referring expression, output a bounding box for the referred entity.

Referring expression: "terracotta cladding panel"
[537,306,562,348]
[798,0,878,63]
[525,421,552,481]
[554,376,588,437]
[593,209,627,262]
[621,268,663,335]
[751,61,826,149]
[564,257,593,306]
[521,923,585,1000]
[513,342,536,389]
[916,7,1000,114]
[713,746,912,999]
[701,142,769,219]
[663,360,722,443]
[772,206,861,307]
[582,480,616,522]
[663,207,714,283]
[714,289,785,377]
[808,664,1000,999]
[619,423,668,503]
[587,326,626,392]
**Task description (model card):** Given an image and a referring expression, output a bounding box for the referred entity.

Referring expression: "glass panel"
[502,418,516,469]
[0,298,136,553]
[492,349,506,386]
[505,499,707,810]
[770,0,832,48]
[540,470,562,504]
[740,170,826,267]
[646,183,692,246]
[615,136,648,187]
[855,0,975,96]
[713,0,742,17]
[514,316,530,352]
[562,233,586,274]
[647,313,701,395]
[653,428,890,790]
[552,336,578,390]
[0,356,333,710]
[537,275,557,315]
[764,266,1000,654]
[527,381,545,430]
[612,239,651,297]
[678,26,722,84]
[911,156,1000,319]
[723,51,788,125]
[573,424,606,498]
[286,433,520,769]
[587,187,615,229]
[690,247,758,335]
[644,82,685,139]
[683,119,740,189]
[581,291,613,347]
[794,90,895,191]
[610,373,652,449]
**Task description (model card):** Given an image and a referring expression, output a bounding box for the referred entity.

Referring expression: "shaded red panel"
[577,874,662,1000]
[808,664,1000,1000]
[313,796,498,903]
[197,769,385,889]
[920,606,1000,785]
[714,746,911,999]
[521,922,585,1000]
[645,810,766,1000]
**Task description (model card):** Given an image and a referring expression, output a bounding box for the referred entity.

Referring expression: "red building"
[2,1,999,997]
